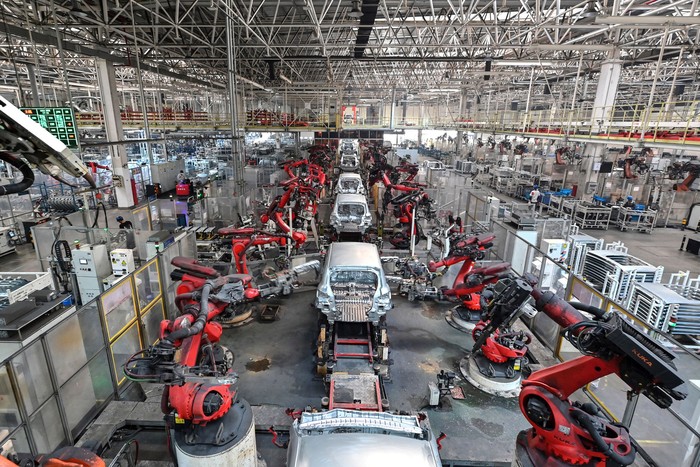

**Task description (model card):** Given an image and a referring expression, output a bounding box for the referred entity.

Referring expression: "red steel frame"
[328,377,383,412]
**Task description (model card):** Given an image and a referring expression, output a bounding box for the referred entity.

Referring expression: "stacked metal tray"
[626,282,700,334]
[582,249,663,303]
[663,283,700,335]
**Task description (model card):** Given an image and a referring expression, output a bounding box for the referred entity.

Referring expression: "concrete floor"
[225,292,528,465]
[0,243,41,272]
[2,170,698,466]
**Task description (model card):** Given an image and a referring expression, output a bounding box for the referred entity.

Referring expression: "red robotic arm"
[476,278,687,467]
[125,257,260,425]
[555,147,570,165]
[260,188,308,248]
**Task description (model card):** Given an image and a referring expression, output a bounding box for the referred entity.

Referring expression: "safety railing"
[461,99,700,145]
[75,110,231,129]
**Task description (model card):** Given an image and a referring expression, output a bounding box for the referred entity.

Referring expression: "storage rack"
[616,207,657,233]
[572,203,613,230]
[626,282,700,335]
[567,234,605,275]
[581,249,663,303]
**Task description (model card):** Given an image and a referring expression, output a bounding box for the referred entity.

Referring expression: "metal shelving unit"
[582,249,663,303]
[616,207,657,233]
[572,203,612,230]
[626,282,700,334]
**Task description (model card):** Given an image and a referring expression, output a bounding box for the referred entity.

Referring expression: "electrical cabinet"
[540,239,569,262]
[110,248,136,276]
[71,244,111,304]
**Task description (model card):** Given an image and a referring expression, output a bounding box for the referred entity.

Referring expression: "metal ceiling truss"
[0,0,698,126]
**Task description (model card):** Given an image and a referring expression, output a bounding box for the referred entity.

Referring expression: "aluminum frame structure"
[0,1,698,130]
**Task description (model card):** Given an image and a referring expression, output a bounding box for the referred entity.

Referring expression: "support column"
[389,88,396,129]
[591,51,622,132]
[456,89,468,156]
[226,1,245,202]
[26,65,40,107]
[96,59,135,208]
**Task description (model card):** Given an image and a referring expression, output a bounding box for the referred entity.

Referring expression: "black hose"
[54,240,72,272]
[100,202,108,229]
[174,293,195,312]
[571,409,636,466]
[0,151,35,195]
[165,283,212,343]
[569,301,608,320]
[57,216,73,226]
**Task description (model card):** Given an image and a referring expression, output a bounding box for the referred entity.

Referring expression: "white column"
[591,54,623,132]
[96,59,135,208]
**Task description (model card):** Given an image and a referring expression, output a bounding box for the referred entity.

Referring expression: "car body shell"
[315,242,392,324]
[330,193,373,234]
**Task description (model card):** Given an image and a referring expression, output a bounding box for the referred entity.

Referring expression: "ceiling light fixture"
[280,74,293,85]
[348,0,364,18]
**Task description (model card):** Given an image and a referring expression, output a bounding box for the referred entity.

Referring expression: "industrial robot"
[670,160,700,191]
[260,183,309,247]
[474,277,687,466]
[217,227,320,303]
[0,95,95,195]
[385,189,435,249]
[451,274,532,398]
[428,233,508,329]
[620,146,651,179]
[125,257,262,466]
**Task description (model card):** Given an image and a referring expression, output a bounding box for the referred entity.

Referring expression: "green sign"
[21,107,79,149]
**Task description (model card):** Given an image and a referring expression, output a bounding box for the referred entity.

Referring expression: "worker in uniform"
[623,196,636,208]
[116,216,133,229]
[529,185,541,206]
[177,170,186,183]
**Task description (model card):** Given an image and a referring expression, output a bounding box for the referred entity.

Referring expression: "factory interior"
[1,1,700,466]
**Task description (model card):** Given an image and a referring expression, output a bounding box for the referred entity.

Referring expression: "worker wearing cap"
[117,216,133,229]
[623,196,636,208]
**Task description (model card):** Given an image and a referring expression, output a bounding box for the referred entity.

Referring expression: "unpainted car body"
[315,242,392,324]
[330,193,373,234]
[340,154,360,172]
[287,409,442,467]
[335,172,366,196]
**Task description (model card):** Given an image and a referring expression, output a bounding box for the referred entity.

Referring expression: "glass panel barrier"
[0,365,21,436]
[570,277,604,308]
[100,277,136,340]
[134,259,161,311]
[131,206,151,231]
[46,302,103,386]
[141,299,165,346]
[10,342,52,415]
[29,398,64,453]
[632,393,700,467]
[60,351,112,437]
[0,427,30,458]
[109,323,141,387]
[528,312,560,352]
